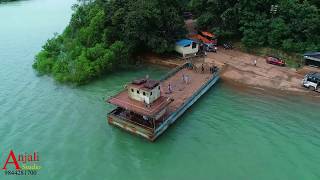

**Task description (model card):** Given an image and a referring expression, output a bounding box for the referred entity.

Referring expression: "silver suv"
[302,72,320,91]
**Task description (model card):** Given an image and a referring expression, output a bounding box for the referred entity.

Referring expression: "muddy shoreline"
[221,78,320,100]
[144,49,320,98]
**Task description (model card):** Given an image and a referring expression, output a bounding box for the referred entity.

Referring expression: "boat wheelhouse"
[108,79,173,139]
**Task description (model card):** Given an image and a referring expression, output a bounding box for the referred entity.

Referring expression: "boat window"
[137,90,140,94]
[131,89,134,92]
[158,86,160,90]
[150,92,153,96]
[143,92,146,96]
[192,42,197,49]
[308,76,319,83]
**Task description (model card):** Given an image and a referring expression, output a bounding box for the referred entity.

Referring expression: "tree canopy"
[189,0,320,52]
[0,0,19,2]
[33,0,186,85]
[34,0,320,84]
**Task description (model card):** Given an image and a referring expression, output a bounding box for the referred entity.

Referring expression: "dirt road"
[205,48,313,93]
[145,49,320,95]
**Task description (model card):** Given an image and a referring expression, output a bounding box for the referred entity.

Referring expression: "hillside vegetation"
[33,0,186,84]
[34,0,320,84]
[0,0,19,2]
[190,0,320,52]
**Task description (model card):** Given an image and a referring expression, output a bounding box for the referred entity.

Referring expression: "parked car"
[204,43,217,53]
[266,56,285,66]
[183,12,193,19]
[223,42,233,49]
[302,72,320,91]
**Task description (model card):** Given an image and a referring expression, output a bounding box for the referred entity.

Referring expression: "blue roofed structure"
[176,39,195,47]
[175,39,199,58]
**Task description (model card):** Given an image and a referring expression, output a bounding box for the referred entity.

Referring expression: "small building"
[107,78,172,131]
[304,52,320,67]
[128,79,161,105]
[175,39,199,57]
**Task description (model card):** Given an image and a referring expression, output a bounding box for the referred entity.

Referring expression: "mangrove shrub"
[33,0,186,85]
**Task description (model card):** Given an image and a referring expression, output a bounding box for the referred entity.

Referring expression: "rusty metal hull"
[108,109,157,141]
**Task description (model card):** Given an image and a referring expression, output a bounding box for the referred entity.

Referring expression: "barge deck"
[107,62,220,141]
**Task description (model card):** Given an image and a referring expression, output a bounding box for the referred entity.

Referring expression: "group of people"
[209,66,218,74]
[166,62,220,94]
[199,63,218,74]
[191,63,218,74]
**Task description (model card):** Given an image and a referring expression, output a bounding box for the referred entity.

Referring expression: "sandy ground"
[205,48,315,93]
[145,49,320,96]
[179,19,320,95]
[297,65,320,75]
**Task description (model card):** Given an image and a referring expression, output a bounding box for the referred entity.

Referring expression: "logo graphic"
[2,150,41,176]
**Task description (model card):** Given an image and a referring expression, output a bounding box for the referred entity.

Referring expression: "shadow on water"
[35,63,169,89]
[0,0,29,5]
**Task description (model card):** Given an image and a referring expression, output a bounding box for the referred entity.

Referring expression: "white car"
[302,72,320,91]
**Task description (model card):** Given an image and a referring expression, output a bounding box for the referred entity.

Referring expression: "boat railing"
[155,68,220,134]
[159,62,189,82]
[109,109,154,132]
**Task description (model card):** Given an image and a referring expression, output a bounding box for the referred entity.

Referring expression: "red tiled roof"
[107,91,172,117]
[129,79,160,91]
[201,31,214,38]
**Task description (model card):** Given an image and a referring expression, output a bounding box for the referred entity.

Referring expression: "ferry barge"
[107,62,220,141]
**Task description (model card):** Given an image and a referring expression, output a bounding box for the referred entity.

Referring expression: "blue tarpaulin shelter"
[176,39,195,47]
[175,39,198,58]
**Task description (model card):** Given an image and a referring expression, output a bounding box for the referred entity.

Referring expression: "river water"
[0,0,320,179]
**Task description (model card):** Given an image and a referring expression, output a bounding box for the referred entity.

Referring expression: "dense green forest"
[33,0,320,84]
[33,0,186,84]
[0,0,19,2]
[190,0,320,52]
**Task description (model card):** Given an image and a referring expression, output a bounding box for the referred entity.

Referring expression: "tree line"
[189,0,320,52]
[0,0,19,2]
[33,0,186,84]
[33,0,320,84]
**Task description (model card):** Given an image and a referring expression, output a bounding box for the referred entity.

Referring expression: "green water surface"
[0,0,320,179]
